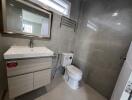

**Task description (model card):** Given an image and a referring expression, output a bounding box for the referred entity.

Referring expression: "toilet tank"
[61,53,74,67]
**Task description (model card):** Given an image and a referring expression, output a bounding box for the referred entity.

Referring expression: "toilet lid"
[67,65,82,77]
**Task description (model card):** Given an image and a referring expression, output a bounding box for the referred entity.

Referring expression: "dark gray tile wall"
[73,0,132,98]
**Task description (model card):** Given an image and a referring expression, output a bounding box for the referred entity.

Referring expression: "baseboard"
[0,90,4,100]
[0,89,7,100]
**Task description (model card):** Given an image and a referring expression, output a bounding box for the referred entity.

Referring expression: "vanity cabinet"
[6,57,52,99]
[4,46,54,99]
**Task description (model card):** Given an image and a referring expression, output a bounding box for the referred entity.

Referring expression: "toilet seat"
[66,65,82,80]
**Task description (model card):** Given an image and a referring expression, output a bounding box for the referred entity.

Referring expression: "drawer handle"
[6,61,18,68]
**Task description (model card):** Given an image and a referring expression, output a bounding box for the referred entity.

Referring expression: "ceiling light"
[117,22,121,25]
[112,12,119,17]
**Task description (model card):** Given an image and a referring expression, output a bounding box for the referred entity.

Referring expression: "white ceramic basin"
[4,46,54,60]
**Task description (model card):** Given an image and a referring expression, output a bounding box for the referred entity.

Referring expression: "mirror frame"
[1,0,53,39]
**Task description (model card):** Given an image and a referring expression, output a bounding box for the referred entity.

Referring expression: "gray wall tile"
[73,0,132,98]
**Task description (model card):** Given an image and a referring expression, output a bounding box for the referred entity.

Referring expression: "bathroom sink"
[4,46,54,60]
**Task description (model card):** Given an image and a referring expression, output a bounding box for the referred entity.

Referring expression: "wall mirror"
[1,0,53,39]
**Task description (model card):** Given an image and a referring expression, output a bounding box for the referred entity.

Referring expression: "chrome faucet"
[29,39,34,48]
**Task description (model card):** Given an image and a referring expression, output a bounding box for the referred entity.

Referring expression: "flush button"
[69,57,72,59]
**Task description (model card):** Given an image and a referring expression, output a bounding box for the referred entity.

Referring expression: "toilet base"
[63,71,80,90]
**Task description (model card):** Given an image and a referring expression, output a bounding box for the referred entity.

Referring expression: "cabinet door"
[34,69,51,89]
[8,73,33,99]
[111,42,132,100]
[111,61,132,100]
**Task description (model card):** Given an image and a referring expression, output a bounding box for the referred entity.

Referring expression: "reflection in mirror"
[87,20,98,31]
[22,9,49,37]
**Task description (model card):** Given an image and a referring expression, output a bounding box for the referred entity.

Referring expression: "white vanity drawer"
[34,69,51,89]
[7,57,52,77]
[8,73,33,99]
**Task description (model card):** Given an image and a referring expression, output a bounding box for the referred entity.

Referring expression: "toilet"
[61,53,82,90]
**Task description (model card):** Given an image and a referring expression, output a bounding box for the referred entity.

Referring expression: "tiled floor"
[35,77,107,100]
[4,77,107,100]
